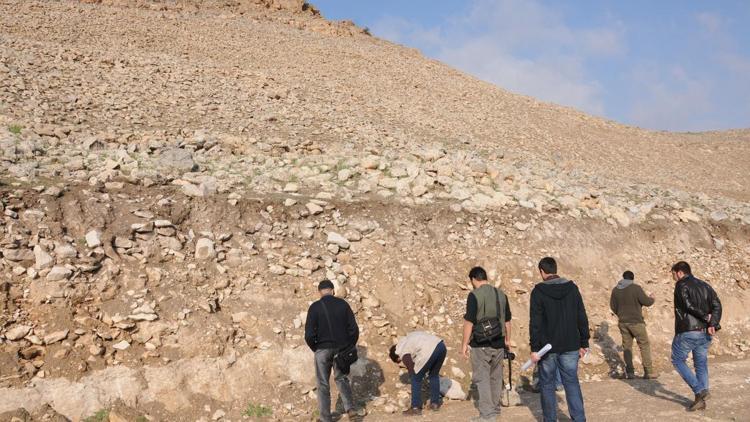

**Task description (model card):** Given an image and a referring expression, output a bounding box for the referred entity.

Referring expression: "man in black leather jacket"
[670,261,722,412]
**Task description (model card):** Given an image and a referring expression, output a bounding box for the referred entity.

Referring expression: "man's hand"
[530,352,540,363]
[462,343,470,359]
[505,339,512,351]
[579,348,589,359]
[708,326,716,336]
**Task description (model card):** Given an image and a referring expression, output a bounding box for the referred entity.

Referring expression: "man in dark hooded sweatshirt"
[530,257,589,422]
[610,270,657,379]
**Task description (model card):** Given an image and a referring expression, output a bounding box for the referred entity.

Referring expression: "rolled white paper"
[521,343,552,371]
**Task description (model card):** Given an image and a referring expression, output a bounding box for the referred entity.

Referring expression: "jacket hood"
[616,279,634,289]
[537,277,576,299]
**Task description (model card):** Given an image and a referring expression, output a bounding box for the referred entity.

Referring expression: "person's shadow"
[594,321,626,378]
[596,321,692,407]
[336,346,385,421]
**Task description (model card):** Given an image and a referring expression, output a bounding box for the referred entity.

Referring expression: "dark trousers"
[315,348,354,422]
[410,341,447,408]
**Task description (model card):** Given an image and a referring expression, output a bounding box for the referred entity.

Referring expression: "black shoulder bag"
[320,300,358,374]
[473,288,504,344]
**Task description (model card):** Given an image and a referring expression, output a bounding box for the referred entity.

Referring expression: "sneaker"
[402,407,422,416]
[429,402,442,411]
[625,372,636,380]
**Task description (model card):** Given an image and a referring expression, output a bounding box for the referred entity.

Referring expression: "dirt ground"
[375,358,750,422]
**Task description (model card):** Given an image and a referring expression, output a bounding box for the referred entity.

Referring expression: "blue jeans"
[671,331,712,395]
[411,341,447,408]
[539,351,586,422]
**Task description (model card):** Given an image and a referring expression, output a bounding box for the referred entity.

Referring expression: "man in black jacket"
[529,257,589,422]
[670,261,722,412]
[304,280,361,421]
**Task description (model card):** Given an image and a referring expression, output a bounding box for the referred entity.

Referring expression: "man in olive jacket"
[610,271,657,379]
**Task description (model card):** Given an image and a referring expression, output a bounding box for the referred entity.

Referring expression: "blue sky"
[312,0,750,132]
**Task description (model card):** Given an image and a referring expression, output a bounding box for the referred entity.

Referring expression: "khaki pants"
[618,322,653,374]
[471,347,504,419]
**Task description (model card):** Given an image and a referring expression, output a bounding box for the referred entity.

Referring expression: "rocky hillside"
[0,1,749,420]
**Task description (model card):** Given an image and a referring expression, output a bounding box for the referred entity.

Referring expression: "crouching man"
[389,331,447,416]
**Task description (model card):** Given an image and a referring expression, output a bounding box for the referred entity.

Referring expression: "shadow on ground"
[595,321,692,409]
[339,346,385,421]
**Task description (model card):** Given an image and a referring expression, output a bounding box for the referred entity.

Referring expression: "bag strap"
[319,299,336,346]
[494,288,501,319]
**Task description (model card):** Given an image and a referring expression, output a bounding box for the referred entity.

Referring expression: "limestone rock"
[679,210,701,223]
[54,244,77,259]
[439,377,467,400]
[182,183,209,197]
[112,340,130,350]
[6,325,32,341]
[46,266,72,281]
[2,248,34,262]
[306,202,324,215]
[195,238,216,260]
[326,232,350,249]
[34,246,54,270]
[159,148,197,172]
[85,230,102,248]
[43,329,69,345]
[269,264,286,275]
[611,209,631,227]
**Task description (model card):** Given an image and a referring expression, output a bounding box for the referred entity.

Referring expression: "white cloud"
[439,38,605,114]
[371,0,624,116]
[627,65,714,131]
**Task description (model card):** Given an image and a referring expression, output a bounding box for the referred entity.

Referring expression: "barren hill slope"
[0,1,749,421]
[1,0,749,201]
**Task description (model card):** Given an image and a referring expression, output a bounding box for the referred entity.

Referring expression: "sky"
[312,0,750,132]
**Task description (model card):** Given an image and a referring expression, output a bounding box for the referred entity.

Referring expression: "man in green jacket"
[610,271,657,379]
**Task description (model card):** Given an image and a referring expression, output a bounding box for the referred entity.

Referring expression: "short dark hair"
[538,257,557,274]
[623,271,634,280]
[318,279,334,291]
[389,345,399,363]
[671,261,691,275]
[469,266,487,281]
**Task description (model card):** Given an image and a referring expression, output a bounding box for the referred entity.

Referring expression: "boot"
[643,370,659,379]
[688,396,706,412]
[625,372,636,380]
[402,407,422,416]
